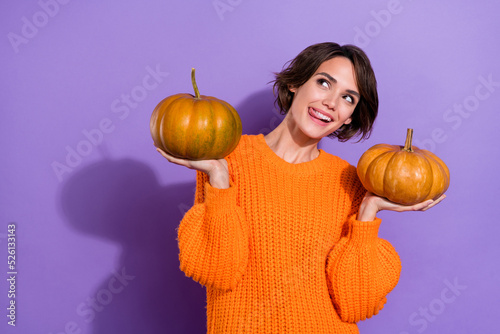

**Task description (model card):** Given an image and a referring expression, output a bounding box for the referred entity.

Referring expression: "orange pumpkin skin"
[150,69,242,160]
[356,129,450,205]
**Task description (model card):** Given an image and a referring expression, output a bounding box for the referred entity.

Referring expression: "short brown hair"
[272,42,378,141]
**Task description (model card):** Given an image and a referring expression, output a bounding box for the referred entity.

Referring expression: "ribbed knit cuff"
[204,181,238,215]
[349,217,382,243]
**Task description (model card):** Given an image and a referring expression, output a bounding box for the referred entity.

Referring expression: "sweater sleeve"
[177,170,249,291]
[325,170,402,323]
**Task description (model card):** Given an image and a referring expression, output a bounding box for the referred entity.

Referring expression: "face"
[287,56,360,140]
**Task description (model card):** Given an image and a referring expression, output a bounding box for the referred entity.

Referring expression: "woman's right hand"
[156,147,230,189]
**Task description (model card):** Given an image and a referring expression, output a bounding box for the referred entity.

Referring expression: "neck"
[264,114,321,164]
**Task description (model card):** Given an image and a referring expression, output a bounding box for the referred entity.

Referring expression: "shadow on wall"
[59,158,204,333]
[237,88,284,135]
[57,88,280,333]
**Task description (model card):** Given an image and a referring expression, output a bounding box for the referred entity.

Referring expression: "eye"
[317,78,329,88]
[344,95,354,104]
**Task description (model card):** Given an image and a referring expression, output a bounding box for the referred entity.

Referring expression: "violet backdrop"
[1,0,499,333]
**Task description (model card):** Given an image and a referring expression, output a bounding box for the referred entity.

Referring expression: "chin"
[302,127,332,140]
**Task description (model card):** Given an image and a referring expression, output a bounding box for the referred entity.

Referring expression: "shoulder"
[225,134,261,171]
[322,151,365,195]
[321,151,357,177]
[227,134,258,157]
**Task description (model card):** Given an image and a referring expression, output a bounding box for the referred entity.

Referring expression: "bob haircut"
[272,42,378,142]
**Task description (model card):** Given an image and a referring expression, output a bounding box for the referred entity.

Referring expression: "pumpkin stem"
[191,68,201,99]
[403,128,414,152]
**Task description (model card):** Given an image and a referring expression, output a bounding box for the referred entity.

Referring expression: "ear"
[344,118,352,125]
[288,84,297,93]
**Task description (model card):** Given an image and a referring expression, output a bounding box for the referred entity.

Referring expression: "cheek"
[296,85,322,100]
[341,107,356,123]
[341,102,356,114]
[289,85,324,114]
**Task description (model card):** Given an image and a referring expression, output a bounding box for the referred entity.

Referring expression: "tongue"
[310,108,331,122]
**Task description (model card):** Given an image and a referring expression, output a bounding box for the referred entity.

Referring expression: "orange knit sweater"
[177,134,401,333]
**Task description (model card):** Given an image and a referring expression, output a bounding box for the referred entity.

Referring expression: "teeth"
[314,110,332,122]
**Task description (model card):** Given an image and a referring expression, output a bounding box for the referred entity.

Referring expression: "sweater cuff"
[204,181,238,215]
[349,217,382,243]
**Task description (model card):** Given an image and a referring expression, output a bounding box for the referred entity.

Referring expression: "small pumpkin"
[150,68,242,160]
[357,128,450,205]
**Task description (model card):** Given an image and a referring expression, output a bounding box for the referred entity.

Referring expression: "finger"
[435,194,447,203]
[156,147,175,161]
[407,199,434,211]
[421,194,446,211]
[156,148,192,168]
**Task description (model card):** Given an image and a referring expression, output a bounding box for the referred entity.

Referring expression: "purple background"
[1,1,499,333]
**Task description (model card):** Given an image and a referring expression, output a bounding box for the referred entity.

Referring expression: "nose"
[323,92,339,110]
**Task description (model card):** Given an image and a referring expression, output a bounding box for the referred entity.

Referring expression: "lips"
[308,107,334,125]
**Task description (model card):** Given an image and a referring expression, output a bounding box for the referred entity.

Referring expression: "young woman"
[156,42,445,333]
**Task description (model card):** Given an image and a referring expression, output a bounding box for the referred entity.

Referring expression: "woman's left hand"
[357,192,446,222]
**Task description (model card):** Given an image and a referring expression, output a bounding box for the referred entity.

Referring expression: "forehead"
[315,57,357,86]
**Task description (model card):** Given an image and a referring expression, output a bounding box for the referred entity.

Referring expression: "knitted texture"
[177,134,401,333]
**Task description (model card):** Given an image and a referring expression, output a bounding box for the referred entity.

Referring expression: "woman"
[156,42,445,333]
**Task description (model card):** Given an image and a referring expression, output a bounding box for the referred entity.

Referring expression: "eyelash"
[317,78,355,104]
[317,78,329,88]
[344,95,354,104]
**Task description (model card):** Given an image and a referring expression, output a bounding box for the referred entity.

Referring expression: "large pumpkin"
[356,129,450,205]
[150,68,242,160]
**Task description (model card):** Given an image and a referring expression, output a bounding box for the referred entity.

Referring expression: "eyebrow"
[316,72,361,99]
